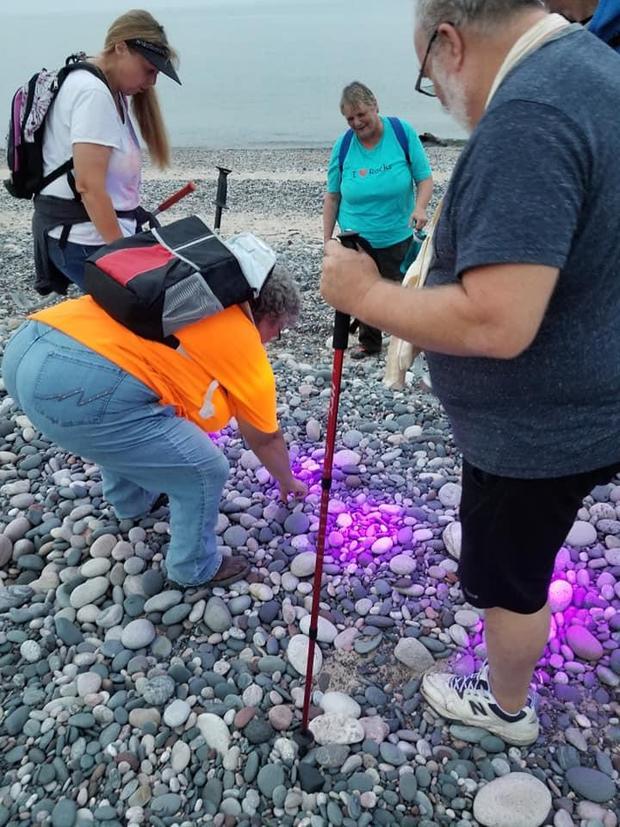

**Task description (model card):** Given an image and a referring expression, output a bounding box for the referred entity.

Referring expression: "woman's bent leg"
[106,418,229,586]
[3,322,230,585]
[101,470,157,520]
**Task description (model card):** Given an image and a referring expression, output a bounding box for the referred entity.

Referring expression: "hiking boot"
[167,555,250,592]
[421,664,540,746]
[210,555,250,586]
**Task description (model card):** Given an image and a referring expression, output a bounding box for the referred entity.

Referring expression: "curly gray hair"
[250,263,301,328]
[415,0,545,35]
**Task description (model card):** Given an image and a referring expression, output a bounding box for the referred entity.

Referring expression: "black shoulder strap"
[39,159,75,192]
[60,58,112,94]
[38,59,114,198]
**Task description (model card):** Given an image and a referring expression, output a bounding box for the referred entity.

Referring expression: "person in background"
[321,0,620,745]
[2,265,307,589]
[546,0,620,50]
[322,81,433,359]
[34,9,181,295]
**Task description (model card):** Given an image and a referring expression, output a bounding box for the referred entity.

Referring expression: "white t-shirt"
[41,69,142,245]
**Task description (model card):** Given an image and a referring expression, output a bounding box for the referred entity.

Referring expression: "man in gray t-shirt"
[321,0,620,747]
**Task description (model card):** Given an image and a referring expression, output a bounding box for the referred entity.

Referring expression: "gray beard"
[433,62,473,134]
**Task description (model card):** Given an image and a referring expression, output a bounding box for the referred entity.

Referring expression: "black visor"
[126,38,181,85]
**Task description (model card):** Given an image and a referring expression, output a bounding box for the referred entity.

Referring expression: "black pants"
[358,236,411,353]
[459,457,620,614]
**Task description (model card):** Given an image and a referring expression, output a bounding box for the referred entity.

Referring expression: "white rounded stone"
[371,537,393,555]
[389,554,416,576]
[565,520,597,547]
[442,521,462,560]
[308,713,365,746]
[170,740,191,772]
[69,576,109,609]
[299,614,337,643]
[89,534,117,558]
[355,598,373,616]
[404,425,423,440]
[394,638,434,675]
[333,449,361,468]
[80,558,111,578]
[120,619,156,650]
[163,699,191,728]
[604,547,620,566]
[438,482,462,508]
[197,713,230,755]
[76,672,102,698]
[473,772,552,827]
[286,634,322,677]
[319,691,361,719]
[548,579,574,613]
[20,640,41,663]
[290,552,317,578]
[454,609,480,628]
[249,583,274,602]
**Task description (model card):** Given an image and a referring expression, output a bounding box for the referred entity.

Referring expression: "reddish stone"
[234,706,257,729]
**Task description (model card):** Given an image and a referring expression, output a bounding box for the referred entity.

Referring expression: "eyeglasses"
[415,28,440,98]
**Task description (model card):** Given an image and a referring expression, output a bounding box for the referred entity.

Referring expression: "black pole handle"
[338,230,377,260]
[214,166,232,230]
[332,231,376,350]
[332,310,350,351]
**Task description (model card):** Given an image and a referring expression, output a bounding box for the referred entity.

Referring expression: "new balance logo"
[469,701,487,717]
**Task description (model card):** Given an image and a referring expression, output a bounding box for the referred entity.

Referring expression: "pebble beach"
[0,145,618,827]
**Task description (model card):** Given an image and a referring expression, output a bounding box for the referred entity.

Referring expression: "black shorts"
[459,458,620,615]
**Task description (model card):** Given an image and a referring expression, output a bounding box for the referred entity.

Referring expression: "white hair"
[415,0,546,35]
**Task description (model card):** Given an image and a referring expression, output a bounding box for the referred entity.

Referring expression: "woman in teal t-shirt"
[323,81,433,358]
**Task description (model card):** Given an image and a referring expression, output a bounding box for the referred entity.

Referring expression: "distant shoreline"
[0,138,465,182]
[164,137,467,151]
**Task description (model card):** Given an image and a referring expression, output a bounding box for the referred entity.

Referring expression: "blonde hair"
[103,9,179,169]
[340,81,378,113]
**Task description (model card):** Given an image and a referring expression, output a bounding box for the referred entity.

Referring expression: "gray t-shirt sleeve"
[451,100,590,279]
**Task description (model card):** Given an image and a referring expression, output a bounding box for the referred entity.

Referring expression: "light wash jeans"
[47,237,101,292]
[2,320,228,586]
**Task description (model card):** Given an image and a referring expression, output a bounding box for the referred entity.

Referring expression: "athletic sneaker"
[421,663,540,746]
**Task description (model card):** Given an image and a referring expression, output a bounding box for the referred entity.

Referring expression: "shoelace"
[450,663,539,711]
[449,666,492,698]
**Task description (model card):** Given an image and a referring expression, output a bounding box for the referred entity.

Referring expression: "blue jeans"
[47,237,101,291]
[1,321,228,586]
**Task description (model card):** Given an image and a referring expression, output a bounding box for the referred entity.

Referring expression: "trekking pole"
[141,181,196,230]
[300,231,370,737]
[153,180,196,216]
[214,166,232,231]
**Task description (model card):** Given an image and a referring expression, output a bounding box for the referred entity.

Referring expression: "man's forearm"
[357,278,505,358]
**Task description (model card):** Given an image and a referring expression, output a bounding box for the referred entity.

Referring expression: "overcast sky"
[0,0,460,146]
[2,0,265,13]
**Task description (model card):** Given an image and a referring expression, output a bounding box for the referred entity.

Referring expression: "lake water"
[1,0,464,149]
